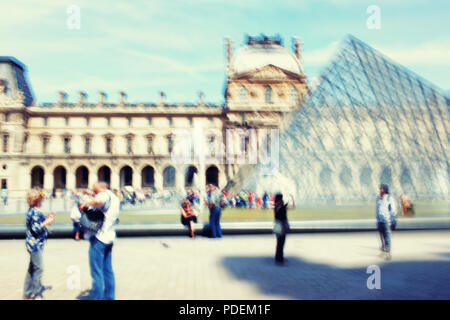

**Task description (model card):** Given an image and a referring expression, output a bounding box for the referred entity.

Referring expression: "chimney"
[159,91,166,104]
[58,91,67,103]
[119,91,126,103]
[199,91,204,104]
[293,37,301,60]
[225,37,232,77]
[79,91,87,103]
[99,91,106,103]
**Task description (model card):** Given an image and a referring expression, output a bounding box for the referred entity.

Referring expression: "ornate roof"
[230,36,303,77]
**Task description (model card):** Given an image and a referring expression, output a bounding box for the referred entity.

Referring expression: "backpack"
[79,194,111,233]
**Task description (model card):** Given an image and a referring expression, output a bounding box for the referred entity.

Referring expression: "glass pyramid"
[243,35,449,202]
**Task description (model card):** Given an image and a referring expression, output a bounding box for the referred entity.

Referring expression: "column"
[176,166,184,191]
[89,170,98,189]
[44,170,53,192]
[133,169,141,190]
[154,169,163,192]
[111,170,120,190]
[67,169,76,191]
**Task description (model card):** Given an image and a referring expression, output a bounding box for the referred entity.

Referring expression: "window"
[63,137,71,154]
[65,116,69,126]
[167,135,173,154]
[264,85,272,104]
[105,137,112,154]
[188,117,193,127]
[43,116,48,126]
[241,113,246,124]
[126,136,133,154]
[147,117,152,126]
[4,113,9,122]
[42,136,49,154]
[147,136,154,154]
[86,116,90,126]
[1,179,6,189]
[106,117,111,127]
[127,117,132,126]
[2,135,8,153]
[208,136,215,157]
[85,137,91,154]
[208,116,214,126]
[240,86,248,104]
[290,85,299,104]
[168,117,173,126]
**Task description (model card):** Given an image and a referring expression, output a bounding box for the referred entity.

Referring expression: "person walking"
[376,184,397,260]
[274,193,289,265]
[23,189,55,300]
[80,182,120,300]
[206,184,223,238]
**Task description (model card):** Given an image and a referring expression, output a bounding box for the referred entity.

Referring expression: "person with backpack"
[79,182,120,300]
[376,184,397,260]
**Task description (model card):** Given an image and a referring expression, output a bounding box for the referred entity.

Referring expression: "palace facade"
[0,36,308,197]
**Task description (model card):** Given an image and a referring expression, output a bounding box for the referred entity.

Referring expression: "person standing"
[23,189,55,300]
[206,184,223,238]
[376,184,397,260]
[80,182,120,300]
[274,193,289,265]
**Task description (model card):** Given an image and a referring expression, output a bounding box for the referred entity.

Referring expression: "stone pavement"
[1,231,449,300]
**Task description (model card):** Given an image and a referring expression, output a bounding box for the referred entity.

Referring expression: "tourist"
[206,184,223,238]
[80,182,120,300]
[401,194,415,217]
[23,189,55,300]
[180,199,197,238]
[262,192,269,209]
[1,187,7,206]
[274,193,289,265]
[376,184,397,260]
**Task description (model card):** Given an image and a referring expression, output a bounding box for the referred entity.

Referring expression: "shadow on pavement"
[221,255,450,299]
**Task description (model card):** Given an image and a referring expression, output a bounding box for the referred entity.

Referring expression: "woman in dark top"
[181,199,197,238]
[274,193,289,265]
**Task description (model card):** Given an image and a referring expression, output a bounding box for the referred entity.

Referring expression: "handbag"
[273,219,283,235]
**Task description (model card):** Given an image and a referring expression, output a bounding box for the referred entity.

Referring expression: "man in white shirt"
[80,182,120,300]
[376,184,397,260]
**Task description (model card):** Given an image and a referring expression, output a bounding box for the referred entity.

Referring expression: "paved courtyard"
[1,231,449,300]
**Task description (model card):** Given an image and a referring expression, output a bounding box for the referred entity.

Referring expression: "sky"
[1,0,449,105]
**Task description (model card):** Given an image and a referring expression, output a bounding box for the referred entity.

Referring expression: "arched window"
[75,166,89,189]
[163,166,176,188]
[264,85,272,104]
[97,166,111,186]
[141,166,155,188]
[120,165,133,187]
[240,86,248,104]
[31,166,44,188]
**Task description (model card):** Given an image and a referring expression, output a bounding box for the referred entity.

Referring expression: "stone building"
[0,35,308,198]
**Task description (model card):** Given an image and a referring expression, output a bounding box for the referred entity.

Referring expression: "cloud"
[376,38,450,67]
[302,41,340,66]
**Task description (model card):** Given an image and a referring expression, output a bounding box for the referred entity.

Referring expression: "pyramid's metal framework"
[245,35,449,201]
